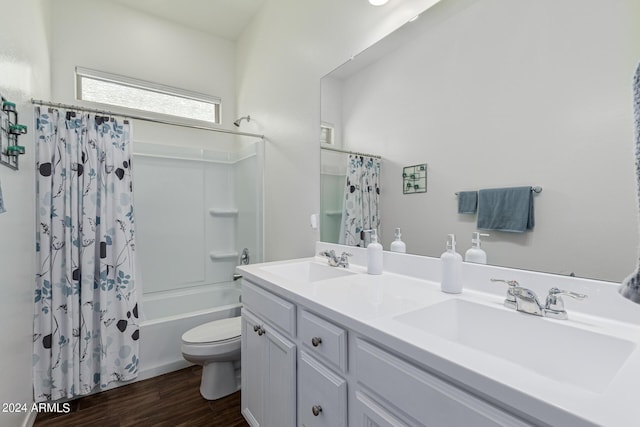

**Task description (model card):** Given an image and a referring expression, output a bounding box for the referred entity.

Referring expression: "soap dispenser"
[367,229,383,275]
[440,234,462,294]
[465,232,489,264]
[389,228,406,253]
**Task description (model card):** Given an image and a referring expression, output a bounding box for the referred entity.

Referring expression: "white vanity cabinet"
[241,275,536,427]
[235,248,640,427]
[241,280,296,427]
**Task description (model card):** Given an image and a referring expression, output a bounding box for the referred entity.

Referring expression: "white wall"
[50,0,237,148]
[335,0,640,282]
[237,0,442,261]
[0,1,51,425]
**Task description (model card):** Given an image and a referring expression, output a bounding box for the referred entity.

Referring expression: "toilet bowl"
[181,316,242,400]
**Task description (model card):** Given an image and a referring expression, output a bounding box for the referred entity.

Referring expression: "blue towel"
[457,191,477,214]
[477,186,534,232]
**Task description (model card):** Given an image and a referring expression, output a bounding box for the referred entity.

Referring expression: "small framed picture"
[403,163,427,194]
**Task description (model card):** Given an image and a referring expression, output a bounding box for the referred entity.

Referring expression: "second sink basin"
[261,260,357,283]
[394,299,636,393]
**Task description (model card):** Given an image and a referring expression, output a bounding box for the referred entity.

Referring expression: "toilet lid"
[182,316,241,344]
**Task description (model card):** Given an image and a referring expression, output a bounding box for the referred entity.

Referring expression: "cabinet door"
[242,308,296,427]
[298,351,347,427]
[264,323,296,427]
[242,310,265,427]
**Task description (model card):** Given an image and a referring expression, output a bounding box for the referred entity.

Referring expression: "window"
[76,67,221,125]
[320,122,335,145]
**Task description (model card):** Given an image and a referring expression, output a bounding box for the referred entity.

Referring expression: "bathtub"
[138,282,242,381]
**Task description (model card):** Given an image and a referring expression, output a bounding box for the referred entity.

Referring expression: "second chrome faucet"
[319,250,352,268]
[491,279,587,320]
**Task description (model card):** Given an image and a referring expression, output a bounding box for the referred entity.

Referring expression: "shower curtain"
[33,107,139,402]
[339,154,381,246]
[621,62,640,302]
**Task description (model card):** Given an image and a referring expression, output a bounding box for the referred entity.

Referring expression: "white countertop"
[238,242,640,427]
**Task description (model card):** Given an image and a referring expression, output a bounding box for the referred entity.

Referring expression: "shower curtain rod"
[30,99,264,139]
[321,145,382,159]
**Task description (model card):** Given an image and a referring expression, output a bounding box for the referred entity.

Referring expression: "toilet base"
[200,361,240,400]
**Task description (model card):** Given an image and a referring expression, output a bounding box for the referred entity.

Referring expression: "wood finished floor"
[34,366,249,427]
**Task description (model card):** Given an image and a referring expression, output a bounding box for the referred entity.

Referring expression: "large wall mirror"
[320,0,640,282]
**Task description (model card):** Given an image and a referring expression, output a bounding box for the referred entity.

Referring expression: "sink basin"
[394,299,636,393]
[261,260,357,283]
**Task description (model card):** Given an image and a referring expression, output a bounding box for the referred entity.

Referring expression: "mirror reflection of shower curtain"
[339,154,381,246]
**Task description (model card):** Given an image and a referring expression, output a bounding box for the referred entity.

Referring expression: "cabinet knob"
[257,327,265,336]
[311,337,322,347]
[311,405,322,416]
[253,324,260,332]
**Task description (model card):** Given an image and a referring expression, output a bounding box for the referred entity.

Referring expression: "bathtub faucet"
[240,248,250,265]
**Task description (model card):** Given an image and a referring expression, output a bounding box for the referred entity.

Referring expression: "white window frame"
[75,66,221,126]
[320,122,335,145]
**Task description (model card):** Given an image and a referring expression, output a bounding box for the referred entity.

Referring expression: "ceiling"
[107,0,266,40]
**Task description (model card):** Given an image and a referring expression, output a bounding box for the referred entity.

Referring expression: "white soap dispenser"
[367,229,383,275]
[389,228,406,253]
[440,234,463,294]
[465,232,489,264]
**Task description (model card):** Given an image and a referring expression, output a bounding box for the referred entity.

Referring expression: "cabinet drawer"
[299,351,347,427]
[242,280,295,336]
[355,339,532,427]
[354,390,409,427]
[300,310,347,372]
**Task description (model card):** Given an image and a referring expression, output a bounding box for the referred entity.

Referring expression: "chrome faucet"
[319,250,352,268]
[491,279,544,315]
[491,279,587,319]
[489,279,519,310]
[544,287,588,320]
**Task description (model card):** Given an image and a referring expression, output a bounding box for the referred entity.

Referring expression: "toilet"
[181,316,242,400]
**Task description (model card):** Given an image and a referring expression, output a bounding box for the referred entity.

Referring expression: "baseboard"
[136,360,193,382]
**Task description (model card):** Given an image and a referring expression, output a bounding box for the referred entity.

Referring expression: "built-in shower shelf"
[209,208,239,217]
[210,251,239,260]
[324,210,342,216]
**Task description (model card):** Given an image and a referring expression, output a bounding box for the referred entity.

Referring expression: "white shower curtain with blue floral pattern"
[339,154,381,246]
[33,107,139,402]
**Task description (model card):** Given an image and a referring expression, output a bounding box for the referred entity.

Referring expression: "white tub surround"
[238,242,640,427]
